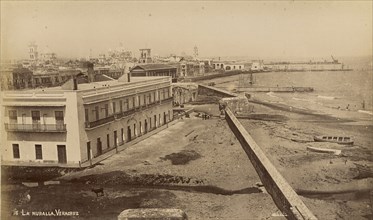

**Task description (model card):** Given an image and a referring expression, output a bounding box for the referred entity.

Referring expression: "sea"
[253,69,373,112]
[212,57,373,118]
[237,55,373,116]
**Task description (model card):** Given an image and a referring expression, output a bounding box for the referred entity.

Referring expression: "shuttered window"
[13,144,20,159]
[35,145,42,160]
[9,110,17,123]
[112,102,116,113]
[32,111,40,121]
[55,111,64,122]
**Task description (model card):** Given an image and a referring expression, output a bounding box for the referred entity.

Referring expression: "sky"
[1,1,372,60]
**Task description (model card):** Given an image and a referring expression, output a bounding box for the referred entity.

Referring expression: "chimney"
[73,77,77,90]
[87,62,95,82]
[61,75,78,90]
[118,72,130,83]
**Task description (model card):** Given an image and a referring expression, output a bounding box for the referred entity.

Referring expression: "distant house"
[250,60,264,72]
[0,67,33,90]
[93,66,124,80]
[130,64,178,82]
[180,61,205,77]
[172,83,198,105]
[32,69,83,88]
[212,62,244,71]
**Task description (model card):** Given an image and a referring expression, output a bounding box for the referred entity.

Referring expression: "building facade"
[212,62,245,71]
[32,69,82,88]
[172,83,198,105]
[1,76,174,167]
[130,64,178,82]
[180,61,205,77]
[250,60,264,72]
[93,66,124,79]
[0,67,34,90]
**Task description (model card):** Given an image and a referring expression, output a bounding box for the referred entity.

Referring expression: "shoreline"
[238,95,372,219]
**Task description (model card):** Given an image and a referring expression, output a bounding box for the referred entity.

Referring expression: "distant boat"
[314,136,354,145]
[306,146,341,155]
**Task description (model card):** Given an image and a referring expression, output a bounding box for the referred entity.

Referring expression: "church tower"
[29,42,38,62]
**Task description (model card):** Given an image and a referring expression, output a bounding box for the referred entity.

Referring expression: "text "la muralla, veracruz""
[13,209,79,217]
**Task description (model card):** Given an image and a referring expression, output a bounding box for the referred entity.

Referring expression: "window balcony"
[114,108,136,119]
[162,97,174,103]
[85,115,115,128]
[84,97,174,129]
[5,123,67,132]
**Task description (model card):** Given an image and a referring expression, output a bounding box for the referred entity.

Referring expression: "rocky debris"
[69,171,205,187]
[1,166,82,183]
[118,208,187,220]
[352,163,373,179]
[160,150,201,165]
[142,160,151,165]
[15,190,31,205]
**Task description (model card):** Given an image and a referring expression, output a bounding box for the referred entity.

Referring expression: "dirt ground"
[2,99,372,219]
[1,105,283,220]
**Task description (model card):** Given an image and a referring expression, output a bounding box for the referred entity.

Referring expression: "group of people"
[201,113,210,120]
[336,100,366,111]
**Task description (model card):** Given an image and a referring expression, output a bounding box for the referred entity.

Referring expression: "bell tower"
[139,49,152,63]
[29,42,38,62]
[193,46,199,60]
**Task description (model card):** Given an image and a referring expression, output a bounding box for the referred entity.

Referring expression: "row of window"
[12,144,43,160]
[7,75,73,86]
[213,64,242,70]
[85,89,171,122]
[12,78,32,84]
[33,75,72,85]
[7,110,64,124]
[12,144,67,163]
[87,111,171,158]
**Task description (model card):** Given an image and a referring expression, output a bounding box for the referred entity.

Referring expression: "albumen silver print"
[1,1,372,219]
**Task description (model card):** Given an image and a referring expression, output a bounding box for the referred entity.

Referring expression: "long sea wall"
[238,87,314,92]
[225,107,317,220]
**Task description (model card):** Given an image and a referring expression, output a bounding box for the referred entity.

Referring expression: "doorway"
[127,126,132,141]
[114,130,117,147]
[97,138,102,155]
[87,142,91,160]
[57,145,67,164]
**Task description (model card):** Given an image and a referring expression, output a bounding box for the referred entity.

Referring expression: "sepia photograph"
[0,1,372,219]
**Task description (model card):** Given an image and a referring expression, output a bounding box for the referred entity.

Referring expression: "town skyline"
[1,1,372,60]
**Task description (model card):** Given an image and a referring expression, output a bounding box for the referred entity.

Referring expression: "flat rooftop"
[76,76,169,91]
[3,76,171,93]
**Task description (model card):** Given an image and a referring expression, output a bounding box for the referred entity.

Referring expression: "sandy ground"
[237,98,373,220]
[1,106,284,220]
[201,73,373,219]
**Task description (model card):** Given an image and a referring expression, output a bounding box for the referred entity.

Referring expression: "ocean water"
[253,70,373,111]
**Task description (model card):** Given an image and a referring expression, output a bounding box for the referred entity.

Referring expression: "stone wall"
[197,84,237,98]
[224,108,317,220]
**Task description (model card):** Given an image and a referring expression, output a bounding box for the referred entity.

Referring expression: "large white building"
[212,62,245,71]
[1,76,173,167]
